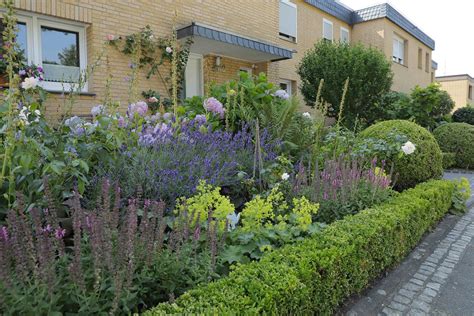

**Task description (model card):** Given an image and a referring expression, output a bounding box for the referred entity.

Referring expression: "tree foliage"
[297,41,393,129]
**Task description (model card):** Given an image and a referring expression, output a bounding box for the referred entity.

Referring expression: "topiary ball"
[433,122,474,170]
[452,107,474,125]
[359,120,443,191]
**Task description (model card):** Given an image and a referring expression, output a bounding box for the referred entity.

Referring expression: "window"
[0,20,31,64]
[418,48,422,69]
[184,53,203,98]
[469,85,473,100]
[239,67,253,76]
[3,13,87,91]
[392,34,405,65]
[425,52,430,73]
[340,27,349,43]
[279,79,292,95]
[279,0,297,41]
[323,19,333,41]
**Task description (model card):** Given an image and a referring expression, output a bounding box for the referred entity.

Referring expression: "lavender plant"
[0,180,221,314]
[101,119,278,208]
[293,155,394,223]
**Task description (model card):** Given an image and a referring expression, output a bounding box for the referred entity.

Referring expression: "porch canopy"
[177,22,293,63]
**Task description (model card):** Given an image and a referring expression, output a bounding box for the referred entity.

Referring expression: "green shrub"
[359,120,443,190]
[452,107,474,125]
[442,152,456,169]
[378,84,455,130]
[433,123,474,170]
[145,180,460,315]
[297,40,393,129]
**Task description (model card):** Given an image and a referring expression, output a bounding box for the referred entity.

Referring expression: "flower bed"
[146,179,465,314]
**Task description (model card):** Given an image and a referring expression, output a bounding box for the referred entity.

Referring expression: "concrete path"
[343,172,474,316]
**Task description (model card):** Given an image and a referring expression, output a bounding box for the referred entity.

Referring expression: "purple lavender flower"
[0,226,8,241]
[91,104,105,117]
[163,112,173,121]
[203,97,225,119]
[42,224,52,234]
[18,69,26,76]
[117,116,126,128]
[194,114,207,125]
[54,228,66,239]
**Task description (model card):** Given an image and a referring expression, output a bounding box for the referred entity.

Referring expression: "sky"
[342,0,474,76]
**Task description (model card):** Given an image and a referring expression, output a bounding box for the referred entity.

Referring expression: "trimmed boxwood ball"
[433,123,474,170]
[359,120,443,190]
[452,107,474,125]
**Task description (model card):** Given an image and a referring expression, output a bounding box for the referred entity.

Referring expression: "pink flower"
[147,96,159,103]
[128,101,148,117]
[106,34,115,41]
[203,97,225,119]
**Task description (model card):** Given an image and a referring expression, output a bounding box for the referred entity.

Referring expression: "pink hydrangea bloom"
[203,97,225,119]
[106,34,115,41]
[128,101,148,117]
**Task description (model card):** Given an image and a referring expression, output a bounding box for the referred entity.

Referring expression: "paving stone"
[377,289,387,296]
[418,294,433,303]
[426,282,441,291]
[438,266,453,274]
[411,278,424,286]
[411,300,430,312]
[393,294,411,305]
[389,301,408,312]
[422,287,437,297]
[381,307,402,316]
[399,288,416,299]
[404,282,422,292]
[434,271,449,279]
[413,273,428,281]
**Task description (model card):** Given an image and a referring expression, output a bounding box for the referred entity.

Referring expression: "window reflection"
[41,26,80,83]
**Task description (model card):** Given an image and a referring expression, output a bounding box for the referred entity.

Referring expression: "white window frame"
[392,34,405,65]
[279,79,292,95]
[279,0,297,42]
[15,11,88,92]
[340,27,349,43]
[323,18,333,41]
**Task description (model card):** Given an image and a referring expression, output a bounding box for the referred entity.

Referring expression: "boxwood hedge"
[145,180,460,315]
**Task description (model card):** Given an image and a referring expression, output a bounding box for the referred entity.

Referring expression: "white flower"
[302,112,311,119]
[281,173,290,181]
[21,77,38,90]
[19,106,29,125]
[401,141,416,155]
[165,46,173,54]
[226,212,241,231]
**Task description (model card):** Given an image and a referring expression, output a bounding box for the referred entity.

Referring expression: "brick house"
[6,0,436,117]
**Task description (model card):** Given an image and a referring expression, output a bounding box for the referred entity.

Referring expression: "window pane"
[323,21,332,40]
[41,26,80,83]
[0,21,28,64]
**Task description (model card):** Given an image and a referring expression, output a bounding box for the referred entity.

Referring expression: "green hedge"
[145,180,458,315]
[433,123,474,170]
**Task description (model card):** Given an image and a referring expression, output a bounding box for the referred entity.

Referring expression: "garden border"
[145,180,459,314]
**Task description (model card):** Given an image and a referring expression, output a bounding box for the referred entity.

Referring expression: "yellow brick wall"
[12,0,436,116]
[12,0,280,117]
[352,18,433,94]
[276,0,352,90]
[438,78,474,111]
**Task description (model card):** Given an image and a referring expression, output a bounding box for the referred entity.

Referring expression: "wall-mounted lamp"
[212,56,226,72]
